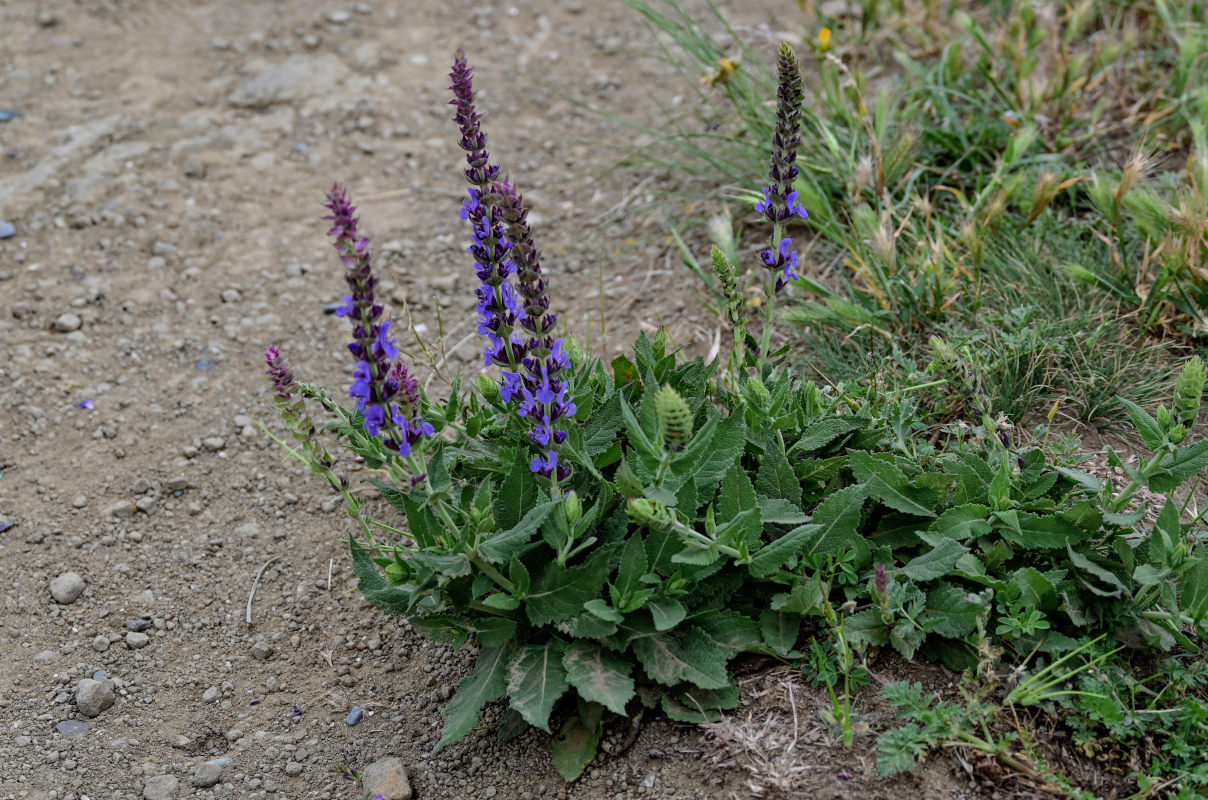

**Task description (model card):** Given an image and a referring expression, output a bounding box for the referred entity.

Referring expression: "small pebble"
[55,720,89,738]
[345,706,363,726]
[51,312,82,333]
[0,220,15,239]
[126,618,152,632]
[126,631,150,649]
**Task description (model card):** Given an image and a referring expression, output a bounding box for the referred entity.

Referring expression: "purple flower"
[450,52,576,483]
[755,44,809,292]
[264,345,295,401]
[77,398,93,410]
[323,186,432,457]
[759,237,801,292]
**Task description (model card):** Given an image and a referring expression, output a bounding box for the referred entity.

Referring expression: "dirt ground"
[0,1,1041,799]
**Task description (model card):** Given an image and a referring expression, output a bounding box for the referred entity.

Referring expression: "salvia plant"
[263,46,1208,783]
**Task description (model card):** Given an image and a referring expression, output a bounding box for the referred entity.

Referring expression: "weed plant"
[264,44,1208,793]
[621,0,1207,426]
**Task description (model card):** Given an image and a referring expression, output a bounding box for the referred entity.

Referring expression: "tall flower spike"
[323,185,432,456]
[451,54,524,372]
[263,346,346,489]
[755,44,809,294]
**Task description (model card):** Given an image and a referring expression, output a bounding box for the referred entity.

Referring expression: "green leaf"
[551,710,603,781]
[1181,558,1208,623]
[759,609,800,657]
[614,533,648,599]
[1120,398,1165,450]
[507,640,570,732]
[619,392,659,462]
[994,511,1088,549]
[434,642,515,753]
[1149,440,1208,493]
[493,453,538,530]
[583,599,624,623]
[526,548,613,626]
[581,391,623,457]
[755,431,802,505]
[479,500,558,564]
[482,593,521,610]
[770,581,825,615]
[843,608,890,650]
[614,456,645,498]
[1014,567,1058,610]
[691,412,746,496]
[1053,466,1103,494]
[427,443,451,494]
[474,617,517,649]
[691,610,762,656]
[756,495,810,525]
[649,596,687,631]
[849,451,936,517]
[901,537,968,582]
[661,683,739,723]
[410,551,472,578]
[801,484,867,556]
[922,585,982,638]
[788,416,864,457]
[718,460,757,522]
[632,626,729,689]
[928,504,991,540]
[562,642,635,715]
[748,523,822,578]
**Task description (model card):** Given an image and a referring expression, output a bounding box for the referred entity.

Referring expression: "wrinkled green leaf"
[562,642,635,715]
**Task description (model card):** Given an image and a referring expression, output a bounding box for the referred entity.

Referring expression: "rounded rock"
[75,678,115,718]
[126,631,150,649]
[51,312,82,333]
[91,635,109,653]
[50,572,86,604]
[190,760,224,788]
[362,756,412,800]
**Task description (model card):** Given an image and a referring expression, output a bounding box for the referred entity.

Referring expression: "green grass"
[620,0,1208,429]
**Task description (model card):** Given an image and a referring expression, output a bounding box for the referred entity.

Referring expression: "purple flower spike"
[264,345,295,401]
[755,44,809,292]
[323,185,432,457]
[450,52,576,484]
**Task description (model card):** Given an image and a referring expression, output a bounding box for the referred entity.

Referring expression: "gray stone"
[283,761,304,776]
[143,774,179,800]
[182,155,207,179]
[75,678,115,718]
[0,220,14,239]
[55,720,89,738]
[50,572,85,604]
[228,55,350,109]
[362,756,412,800]
[249,640,273,660]
[91,635,109,653]
[125,631,150,649]
[51,312,82,333]
[201,686,220,703]
[104,499,135,519]
[190,760,224,788]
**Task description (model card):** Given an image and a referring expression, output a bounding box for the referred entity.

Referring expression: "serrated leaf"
[526,548,613,626]
[922,585,982,638]
[1120,398,1165,450]
[788,416,864,457]
[691,610,762,656]
[692,412,746,496]
[755,431,802,505]
[718,460,757,522]
[994,511,1088,549]
[747,523,822,578]
[756,495,810,525]
[1053,465,1103,493]
[632,626,729,689]
[507,640,570,732]
[551,709,603,781]
[410,551,472,578]
[850,451,936,517]
[901,538,968,582]
[562,642,635,715]
[928,504,991,540]
[759,609,800,657]
[433,642,515,753]
[801,483,867,556]
[1149,440,1208,493]
[581,391,623,457]
[649,596,687,631]
[1102,505,1146,527]
[583,598,624,623]
[349,536,417,615]
[479,500,557,564]
[615,534,648,599]
[474,617,517,649]
[770,581,825,615]
[426,443,451,494]
[493,453,538,530]
[482,593,520,610]
[890,619,926,659]
[1014,566,1058,610]
[843,608,889,651]
[661,684,739,722]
